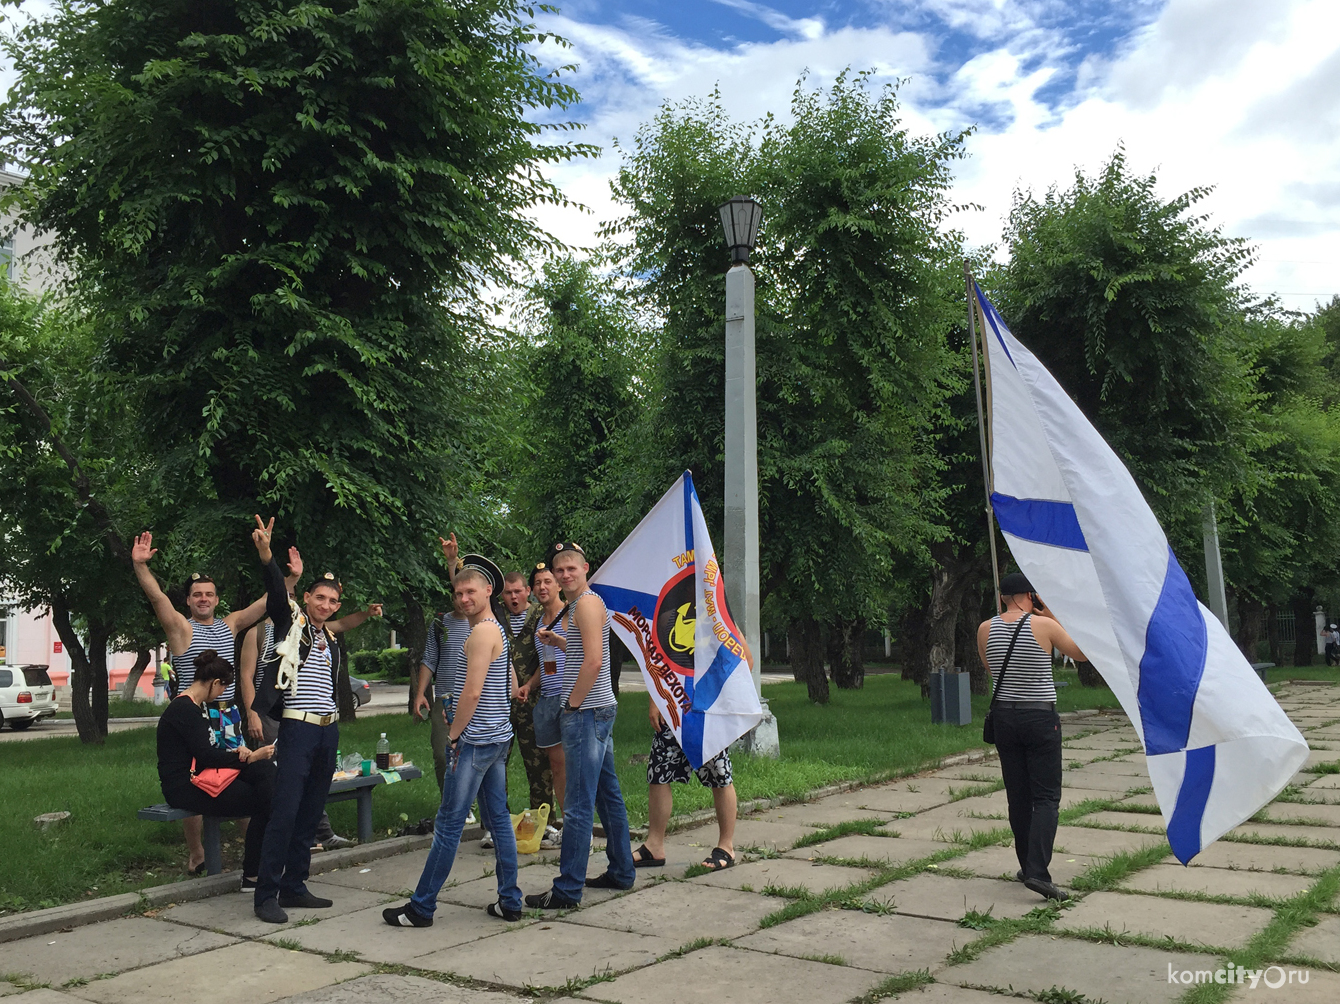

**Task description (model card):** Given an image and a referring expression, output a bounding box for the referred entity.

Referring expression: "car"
[0,665,60,730]
[349,675,371,707]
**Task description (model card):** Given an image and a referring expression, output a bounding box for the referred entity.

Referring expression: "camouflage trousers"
[510,700,555,816]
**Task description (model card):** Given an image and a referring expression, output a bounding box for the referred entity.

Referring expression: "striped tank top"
[176,618,238,703]
[537,608,567,698]
[986,614,1056,703]
[561,590,616,710]
[286,631,338,716]
[456,619,514,744]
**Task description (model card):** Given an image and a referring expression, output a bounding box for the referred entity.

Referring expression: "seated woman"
[156,649,276,886]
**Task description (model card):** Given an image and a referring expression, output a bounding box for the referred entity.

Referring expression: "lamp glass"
[718,195,762,261]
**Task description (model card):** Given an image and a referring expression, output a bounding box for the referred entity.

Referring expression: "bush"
[378,648,411,681]
[351,651,381,677]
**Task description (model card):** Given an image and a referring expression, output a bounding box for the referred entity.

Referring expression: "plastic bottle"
[376,733,390,770]
[517,810,536,841]
[335,749,342,773]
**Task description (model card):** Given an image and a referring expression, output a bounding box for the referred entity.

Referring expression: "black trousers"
[163,760,276,877]
[994,706,1062,883]
[255,719,338,906]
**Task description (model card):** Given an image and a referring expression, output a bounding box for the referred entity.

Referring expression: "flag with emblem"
[974,281,1309,864]
[590,472,765,767]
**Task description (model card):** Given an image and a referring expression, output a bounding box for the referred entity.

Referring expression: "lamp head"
[717,195,763,264]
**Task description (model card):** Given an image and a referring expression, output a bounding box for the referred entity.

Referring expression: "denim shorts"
[533,694,563,748]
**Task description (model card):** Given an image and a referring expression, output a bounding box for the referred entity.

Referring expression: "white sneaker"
[480,830,494,849]
[540,825,561,849]
[466,811,477,825]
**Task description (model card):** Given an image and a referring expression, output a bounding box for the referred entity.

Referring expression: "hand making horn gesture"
[438,531,459,568]
[251,514,276,563]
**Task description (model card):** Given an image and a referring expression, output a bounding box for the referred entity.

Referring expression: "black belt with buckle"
[995,701,1055,711]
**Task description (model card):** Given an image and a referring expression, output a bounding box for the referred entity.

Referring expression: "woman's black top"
[157,695,242,795]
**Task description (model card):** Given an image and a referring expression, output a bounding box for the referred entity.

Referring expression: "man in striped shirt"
[384,567,523,928]
[131,528,287,874]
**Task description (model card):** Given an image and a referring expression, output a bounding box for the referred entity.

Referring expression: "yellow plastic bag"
[511,803,550,854]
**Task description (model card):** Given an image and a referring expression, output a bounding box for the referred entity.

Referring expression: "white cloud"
[535,0,1340,309]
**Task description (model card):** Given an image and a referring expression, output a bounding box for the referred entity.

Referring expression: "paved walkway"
[2,685,1338,1004]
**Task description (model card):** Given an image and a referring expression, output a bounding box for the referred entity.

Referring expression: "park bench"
[137,765,423,875]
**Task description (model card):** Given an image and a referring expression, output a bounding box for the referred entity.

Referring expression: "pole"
[965,266,1002,612]
[725,261,779,757]
[1202,502,1230,629]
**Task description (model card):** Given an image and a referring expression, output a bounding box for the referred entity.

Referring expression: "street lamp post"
[718,196,779,758]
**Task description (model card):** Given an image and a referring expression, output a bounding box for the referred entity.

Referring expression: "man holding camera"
[977,571,1086,902]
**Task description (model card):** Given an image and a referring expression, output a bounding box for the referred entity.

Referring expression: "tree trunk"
[957,587,989,696]
[1236,594,1265,663]
[336,633,357,723]
[899,598,930,690]
[924,544,988,699]
[120,648,152,702]
[827,617,866,690]
[1266,603,1284,666]
[1290,591,1315,667]
[51,597,111,743]
[400,589,427,714]
[610,635,627,695]
[788,618,829,705]
[1076,661,1104,687]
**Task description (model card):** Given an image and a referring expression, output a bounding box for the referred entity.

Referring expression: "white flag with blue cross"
[975,282,1309,863]
[590,472,764,767]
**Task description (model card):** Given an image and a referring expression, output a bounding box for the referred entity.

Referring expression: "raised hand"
[251,514,275,562]
[287,546,303,578]
[131,532,157,565]
[438,532,458,567]
[367,603,384,618]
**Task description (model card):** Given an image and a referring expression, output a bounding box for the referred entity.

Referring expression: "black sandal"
[632,843,665,868]
[701,847,734,871]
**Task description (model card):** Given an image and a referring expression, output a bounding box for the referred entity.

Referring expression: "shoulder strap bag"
[190,758,240,798]
[982,613,1031,745]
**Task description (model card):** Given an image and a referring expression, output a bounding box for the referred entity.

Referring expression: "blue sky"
[529,0,1340,310]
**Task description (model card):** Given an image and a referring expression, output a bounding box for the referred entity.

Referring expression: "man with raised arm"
[248,516,347,923]
[526,543,636,909]
[413,533,473,795]
[383,567,523,927]
[131,527,291,873]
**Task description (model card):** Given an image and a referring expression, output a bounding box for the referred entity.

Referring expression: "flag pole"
[965,264,1002,614]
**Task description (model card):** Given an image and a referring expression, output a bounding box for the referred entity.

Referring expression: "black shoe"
[241,877,257,891]
[524,889,580,910]
[1015,870,1024,883]
[383,903,433,928]
[279,890,334,909]
[585,872,634,891]
[486,901,522,921]
[254,898,289,924]
[1023,877,1070,901]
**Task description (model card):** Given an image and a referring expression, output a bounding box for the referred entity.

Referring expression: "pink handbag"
[190,758,240,797]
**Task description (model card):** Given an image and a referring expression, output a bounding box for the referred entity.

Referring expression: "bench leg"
[202,817,223,875]
[356,790,373,844]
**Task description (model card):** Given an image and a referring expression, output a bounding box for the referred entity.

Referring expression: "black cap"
[999,571,1034,596]
[459,553,504,597]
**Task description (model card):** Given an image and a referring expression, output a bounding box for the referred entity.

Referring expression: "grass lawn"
[56,699,165,720]
[0,672,1121,916]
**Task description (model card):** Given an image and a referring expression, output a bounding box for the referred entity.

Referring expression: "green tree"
[608,74,966,702]
[1,0,593,678]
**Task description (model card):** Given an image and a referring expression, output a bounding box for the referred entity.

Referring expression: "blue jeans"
[553,704,635,902]
[411,739,520,916]
[255,719,338,907]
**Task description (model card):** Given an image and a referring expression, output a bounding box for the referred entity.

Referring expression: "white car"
[0,665,59,730]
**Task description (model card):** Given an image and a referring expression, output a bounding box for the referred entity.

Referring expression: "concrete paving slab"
[1267,802,1340,825]
[593,944,879,1004]
[890,985,1025,1004]
[1229,822,1340,845]
[943,933,1217,1004]
[946,790,1010,815]
[317,848,501,894]
[1119,862,1314,900]
[157,882,389,938]
[445,864,573,909]
[882,810,1010,843]
[1070,811,1165,832]
[411,920,675,988]
[1238,967,1340,1004]
[735,909,966,973]
[783,835,950,866]
[950,845,1097,885]
[260,903,526,964]
[0,918,235,984]
[1053,825,1167,857]
[1290,915,1340,963]
[563,882,775,941]
[1060,787,1127,809]
[928,766,1003,782]
[1182,841,1340,873]
[691,857,875,895]
[1056,771,1149,793]
[0,985,19,998]
[1067,760,1150,777]
[1303,749,1340,769]
[851,788,952,813]
[730,819,815,851]
[878,777,962,796]
[1,993,78,1004]
[1307,773,1340,788]
[65,941,367,1004]
[267,973,519,1004]
[1117,792,1162,810]
[746,802,892,829]
[869,873,1045,921]
[1056,890,1273,948]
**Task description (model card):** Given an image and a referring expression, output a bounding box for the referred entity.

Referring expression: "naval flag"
[590,472,765,767]
[975,282,1309,864]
